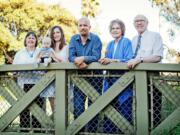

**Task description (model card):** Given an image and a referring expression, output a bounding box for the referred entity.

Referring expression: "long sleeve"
[152,33,163,58]
[105,42,113,58]
[121,39,133,62]
[84,36,102,63]
[105,37,133,62]
[13,52,20,64]
[68,37,76,62]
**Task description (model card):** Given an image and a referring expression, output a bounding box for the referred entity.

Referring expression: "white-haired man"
[127,14,163,68]
[128,14,163,127]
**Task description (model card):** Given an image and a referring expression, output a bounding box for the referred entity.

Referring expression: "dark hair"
[24,31,38,47]
[50,25,66,50]
[109,19,126,36]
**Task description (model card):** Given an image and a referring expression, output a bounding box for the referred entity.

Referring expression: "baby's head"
[42,37,51,48]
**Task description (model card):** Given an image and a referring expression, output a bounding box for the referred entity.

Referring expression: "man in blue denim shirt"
[69,17,102,132]
[69,17,102,68]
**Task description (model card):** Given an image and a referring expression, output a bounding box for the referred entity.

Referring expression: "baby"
[35,37,58,67]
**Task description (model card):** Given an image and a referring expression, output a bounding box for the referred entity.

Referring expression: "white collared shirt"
[132,30,163,59]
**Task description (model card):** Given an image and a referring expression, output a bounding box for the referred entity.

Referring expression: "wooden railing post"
[55,70,67,135]
[135,71,149,135]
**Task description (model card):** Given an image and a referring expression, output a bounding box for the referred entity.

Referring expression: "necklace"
[26,48,35,58]
[28,51,34,57]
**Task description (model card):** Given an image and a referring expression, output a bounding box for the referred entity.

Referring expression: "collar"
[139,30,148,38]
[113,36,124,44]
[75,33,91,42]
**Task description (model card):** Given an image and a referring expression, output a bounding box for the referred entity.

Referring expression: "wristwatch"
[140,57,143,63]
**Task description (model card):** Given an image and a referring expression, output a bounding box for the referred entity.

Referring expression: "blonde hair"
[42,37,51,45]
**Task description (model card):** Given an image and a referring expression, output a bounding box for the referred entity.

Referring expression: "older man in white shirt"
[128,14,164,128]
[127,14,163,69]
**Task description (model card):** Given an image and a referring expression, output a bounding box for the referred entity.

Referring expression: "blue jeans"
[73,71,103,132]
[103,71,133,133]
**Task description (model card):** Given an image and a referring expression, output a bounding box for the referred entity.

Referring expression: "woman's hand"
[99,58,112,65]
[50,53,61,62]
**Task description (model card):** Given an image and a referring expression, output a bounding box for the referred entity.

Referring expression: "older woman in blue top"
[99,19,133,134]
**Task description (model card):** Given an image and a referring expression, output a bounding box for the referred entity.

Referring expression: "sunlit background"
[0,0,180,63]
[37,0,180,63]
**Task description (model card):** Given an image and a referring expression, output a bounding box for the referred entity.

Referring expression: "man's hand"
[79,62,88,69]
[127,59,141,69]
[74,56,85,66]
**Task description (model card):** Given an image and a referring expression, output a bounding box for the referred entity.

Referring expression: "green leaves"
[150,0,180,27]
[81,0,100,18]
[0,0,77,64]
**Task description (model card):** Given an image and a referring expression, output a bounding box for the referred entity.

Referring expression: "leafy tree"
[168,48,180,63]
[150,0,180,39]
[150,0,180,27]
[0,22,19,64]
[0,0,77,64]
[150,0,180,63]
[81,0,100,18]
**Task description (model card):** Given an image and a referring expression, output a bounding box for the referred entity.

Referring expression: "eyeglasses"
[135,20,145,23]
[111,27,121,30]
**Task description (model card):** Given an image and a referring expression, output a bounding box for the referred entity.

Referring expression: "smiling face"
[42,37,51,48]
[24,32,38,49]
[78,17,91,37]
[134,15,148,35]
[109,19,125,40]
[53,27,62,42]
[25,34,37,48]
[110,23,122,39]
[50,25,65,50]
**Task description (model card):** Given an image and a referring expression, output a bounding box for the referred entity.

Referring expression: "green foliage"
[150,0,180,28]
[168,48,180,64]
[0,0,77,64]
[0,22,20,64]
[150,0,180,63]
[81,0,100,18]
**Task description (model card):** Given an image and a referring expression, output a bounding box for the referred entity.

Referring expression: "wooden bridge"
[0,63,179,135]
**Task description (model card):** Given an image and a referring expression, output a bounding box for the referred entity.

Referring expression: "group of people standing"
[12,14,163,133]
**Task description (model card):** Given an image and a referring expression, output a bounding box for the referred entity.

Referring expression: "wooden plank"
[0,86,15,106]
[135,71,149,135]
[153,80,180,107]
[103,105,133,133]
[3,78,54,128]
[0,132,53,135]
[151,107,180,135]
[0,71,55,131]
[66,72,135,135]
[71,75,134,133]
[55,70,67,135]
[0,63,180,72]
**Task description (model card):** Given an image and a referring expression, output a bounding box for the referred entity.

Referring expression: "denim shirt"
[104,37,133,104]
[69,33,102,64]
